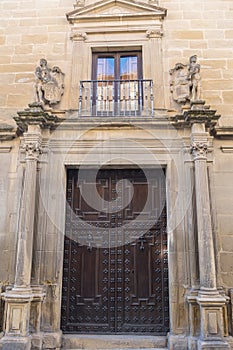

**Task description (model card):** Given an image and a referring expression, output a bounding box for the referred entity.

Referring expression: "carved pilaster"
[70,29,87,42]
[69,30,88,108]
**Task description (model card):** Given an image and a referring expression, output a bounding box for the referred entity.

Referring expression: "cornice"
[212,126,233,140]
[0,124,17,141]
[169,101,221,131]
[67,0,167,24]
[13,103,61,133]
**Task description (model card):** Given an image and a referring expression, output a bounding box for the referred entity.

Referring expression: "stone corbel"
[70,29,87,41]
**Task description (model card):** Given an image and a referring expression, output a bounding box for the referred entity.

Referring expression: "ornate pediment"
[67,0,167,23]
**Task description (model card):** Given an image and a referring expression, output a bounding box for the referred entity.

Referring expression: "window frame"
[92,51,143,81]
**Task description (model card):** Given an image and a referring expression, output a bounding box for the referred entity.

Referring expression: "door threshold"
[62,334,168,349]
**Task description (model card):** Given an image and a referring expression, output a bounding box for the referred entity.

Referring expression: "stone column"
[1,125,41,350]
[188,106,230,350]
[170,101,230,349]
[0,104,59,350]
[191,123,216,292]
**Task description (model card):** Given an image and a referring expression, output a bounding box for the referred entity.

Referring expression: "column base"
[0,336,31,350]
[31,332,43,350]
[167,333,188,350]
[197,339,230,350]
[42,331,62,350]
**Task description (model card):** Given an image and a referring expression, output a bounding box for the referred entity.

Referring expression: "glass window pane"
[120,56,138,80]
[97,57,114,80]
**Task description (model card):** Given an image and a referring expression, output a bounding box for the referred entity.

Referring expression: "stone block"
[0,337,31,350]
[21,34,48,45]
[197,340,230,349]
[222,273,233,288]
[15,45,33,55]
[202,80,233,91]
[220,253,233,273]
[42,332,61,349]
[222,68,233,79]
[0,36,5,45]
[203,60,227,69]
[225,30,233,39]
[190,19,217,29]
[173,31,204,40]
[0,64,35,73]
[7,94,31,108]
[221,236,233,252]
[222,91,233,104]
[0,56,11,64]
[6,35,21,45]
[190,40,208,49]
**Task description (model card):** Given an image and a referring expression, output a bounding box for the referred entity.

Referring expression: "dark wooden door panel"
[61,168,169,334]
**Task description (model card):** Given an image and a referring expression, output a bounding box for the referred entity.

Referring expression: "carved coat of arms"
[35,58,65,106]
[169,55,202,104]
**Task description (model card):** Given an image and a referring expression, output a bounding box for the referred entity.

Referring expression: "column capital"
[23,133,42,161]
[146,29,163,39]
[70,29,87,41]
[190,134,209,161]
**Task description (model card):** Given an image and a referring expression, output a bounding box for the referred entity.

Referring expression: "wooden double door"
[61,168,169,334]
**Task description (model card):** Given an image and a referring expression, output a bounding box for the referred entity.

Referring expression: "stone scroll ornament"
[34,58,65,106]
[169,55,202,104]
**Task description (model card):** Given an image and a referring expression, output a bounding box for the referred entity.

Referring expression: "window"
[92,51,143,115]
[92,51,142,81]
[79,50,153,117]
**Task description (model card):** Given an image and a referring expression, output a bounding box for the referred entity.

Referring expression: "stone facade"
[0,0,233,349]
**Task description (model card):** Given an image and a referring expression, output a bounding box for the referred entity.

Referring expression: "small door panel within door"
[61,168,169,334]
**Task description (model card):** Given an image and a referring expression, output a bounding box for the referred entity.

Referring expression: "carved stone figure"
[35,58,64,106]
[170,55,202,104]
[188,55,201,101]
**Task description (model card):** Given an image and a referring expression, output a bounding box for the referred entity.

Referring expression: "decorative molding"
[0,146,12,153]
[14,103,61,133]
[146,29,163,38]
[70,30,87,41]
[23,136,42,160]
[220,146,233,153]
[212,126,233,139]
[190,139,208,160]
[66,0,167,24]
[169,101,220,130]
[0,124,16,141]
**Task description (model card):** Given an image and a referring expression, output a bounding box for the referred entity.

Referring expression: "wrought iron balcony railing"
[79,79,154,117]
